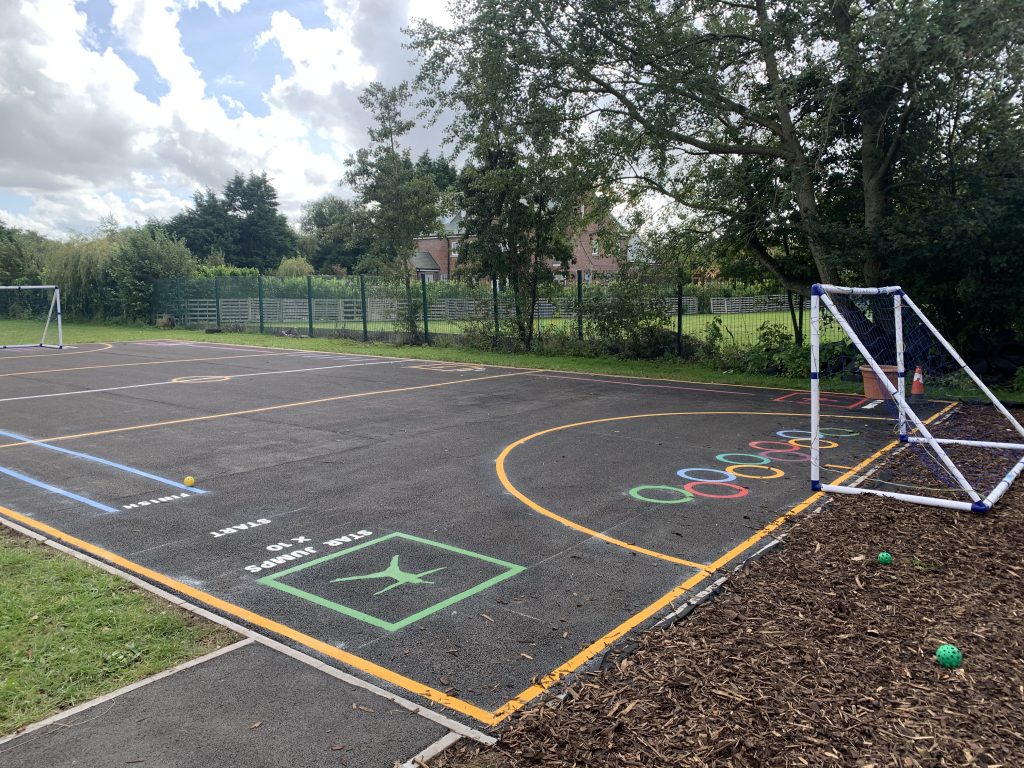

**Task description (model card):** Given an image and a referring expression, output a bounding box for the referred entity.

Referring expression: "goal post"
[810,283,1024,513]
[0,285,63,350]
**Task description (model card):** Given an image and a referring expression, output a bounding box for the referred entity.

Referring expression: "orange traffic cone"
[909,366,925,402]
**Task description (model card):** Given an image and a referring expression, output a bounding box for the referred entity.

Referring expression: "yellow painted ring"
[725,464,785,480]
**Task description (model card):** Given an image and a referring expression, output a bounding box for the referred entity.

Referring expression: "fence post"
[306,275,315,338]
[420,274,431,345]
[176,277,183,325]
[576,270,583,341]
[257,274,264,334]
[492,276,499,342]
[359,274,369,341]
[214,276,221,328]
[676,282,683,357]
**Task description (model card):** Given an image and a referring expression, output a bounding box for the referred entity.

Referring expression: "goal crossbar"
[0,285,63,350]
[809,283,1024,513]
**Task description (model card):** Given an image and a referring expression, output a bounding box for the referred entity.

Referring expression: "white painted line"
[862,400,884,409]
[400,731,463,768]
[0,638,254,749]
[0,515,495,745]
[0,358,411,403]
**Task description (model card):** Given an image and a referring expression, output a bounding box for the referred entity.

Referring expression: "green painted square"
[257,532,524,631]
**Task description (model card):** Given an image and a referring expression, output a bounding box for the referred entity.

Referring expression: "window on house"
[591,239,599,257]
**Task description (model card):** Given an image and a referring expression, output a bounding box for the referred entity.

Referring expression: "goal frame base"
[0,285,63,350]
[809,283,1024,513]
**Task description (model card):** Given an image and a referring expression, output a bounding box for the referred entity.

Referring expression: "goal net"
[810,284,1024,513]
[0,285,63,350]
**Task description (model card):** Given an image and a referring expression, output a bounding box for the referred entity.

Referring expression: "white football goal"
[0,285,63,350]
[810,284,1024,513]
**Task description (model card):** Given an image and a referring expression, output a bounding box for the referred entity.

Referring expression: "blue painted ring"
[676,467,737,482]
[715,453,771,466]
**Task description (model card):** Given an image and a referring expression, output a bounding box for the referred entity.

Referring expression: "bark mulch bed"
[432,407,1024,767]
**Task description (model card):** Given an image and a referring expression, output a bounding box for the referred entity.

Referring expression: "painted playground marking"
[628,428,861,505]
[774,390,871,409]
[258,532,524,632]
[122,492,192,510]
[0,369,538,450]
[0,350,303,379]
[0,404,945,726]
[408,362,486,373]
[0,357,408,403]
[495,411,888,571]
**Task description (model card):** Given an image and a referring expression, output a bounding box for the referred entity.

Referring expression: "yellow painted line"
[825,464,855,470]
[0,350,302,379]
[496,410,890,570]
[491,403,960,720]
[0,370,538,450]
[0,504,498,724]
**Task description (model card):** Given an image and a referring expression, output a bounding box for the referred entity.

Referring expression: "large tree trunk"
[861,111,890,286]
[755,0,839,287]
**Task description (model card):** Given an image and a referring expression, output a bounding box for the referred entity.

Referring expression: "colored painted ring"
[726,464,785,480]
[819,428,861,437]
[776,429,815,440]
[715,452,771,466]
[757,450,812,463]
[748,440,804,453]
[682,481,749,499]
[675,467,737,483]
[788,437,838,449]
[628,485,695,504]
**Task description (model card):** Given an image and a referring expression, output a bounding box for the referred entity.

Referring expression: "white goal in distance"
[0,285,63,350]
[810,284,1024,513]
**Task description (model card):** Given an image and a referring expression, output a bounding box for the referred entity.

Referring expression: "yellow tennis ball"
[183,476,195,487]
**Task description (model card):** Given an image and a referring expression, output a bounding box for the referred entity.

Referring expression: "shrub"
[276,256,314,277]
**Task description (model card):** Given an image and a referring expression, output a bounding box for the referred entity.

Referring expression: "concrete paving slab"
[0,642,448,768]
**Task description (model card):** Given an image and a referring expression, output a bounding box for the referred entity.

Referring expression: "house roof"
[410,251,441,271]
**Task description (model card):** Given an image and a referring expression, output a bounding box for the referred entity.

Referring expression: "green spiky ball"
[936,644,962,669]
[877,551,893,565]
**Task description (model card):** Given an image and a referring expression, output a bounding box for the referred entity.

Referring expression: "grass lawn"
[0,526,237,737]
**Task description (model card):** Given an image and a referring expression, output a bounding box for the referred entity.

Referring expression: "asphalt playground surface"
[0,340,929,763]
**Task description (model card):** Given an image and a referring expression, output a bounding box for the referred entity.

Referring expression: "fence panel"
[152,276,818,354]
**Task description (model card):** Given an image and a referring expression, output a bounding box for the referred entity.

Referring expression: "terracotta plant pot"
[859,364,900,400]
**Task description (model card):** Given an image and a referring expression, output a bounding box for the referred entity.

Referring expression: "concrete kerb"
[0,514,496,748]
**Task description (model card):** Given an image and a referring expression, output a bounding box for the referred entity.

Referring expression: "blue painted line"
[0,465,118,513]
[0,428,206,494]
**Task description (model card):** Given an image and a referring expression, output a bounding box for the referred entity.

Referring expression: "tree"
[167,189,236,263]
[223,172,298,271]
[344,83,442,274]
[109,224,197,321]
[0,220,39,285]
[299,195,372,273]
[411,4,595,347]
[428,0,1022,295]
[276,256,314,277]
[168,174,297,271]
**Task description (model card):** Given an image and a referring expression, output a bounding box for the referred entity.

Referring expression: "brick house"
[412,213,627,282]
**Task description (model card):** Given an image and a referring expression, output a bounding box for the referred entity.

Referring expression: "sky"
[0,0,452,238]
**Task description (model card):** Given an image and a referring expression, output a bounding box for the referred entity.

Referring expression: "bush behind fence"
[151,273,829,371]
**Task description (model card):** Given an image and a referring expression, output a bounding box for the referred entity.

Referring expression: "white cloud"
[257,9,376,97]
[0,0,451,238]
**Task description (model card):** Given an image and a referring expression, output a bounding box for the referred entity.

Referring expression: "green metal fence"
[152,273,831,352]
